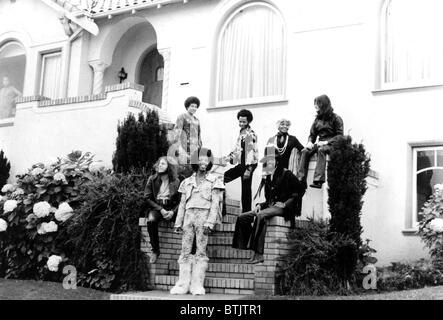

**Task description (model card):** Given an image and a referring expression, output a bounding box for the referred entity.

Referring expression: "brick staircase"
[137,198,304,296]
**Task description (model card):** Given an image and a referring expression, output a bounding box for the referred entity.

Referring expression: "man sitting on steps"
[232,145,306,264]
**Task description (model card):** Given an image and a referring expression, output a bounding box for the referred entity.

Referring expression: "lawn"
[2,278,443,300]
[0,278,110,300]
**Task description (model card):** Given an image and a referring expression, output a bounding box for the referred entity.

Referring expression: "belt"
[157,198,171,206]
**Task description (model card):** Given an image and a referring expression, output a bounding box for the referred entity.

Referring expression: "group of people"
[143,94,344,295]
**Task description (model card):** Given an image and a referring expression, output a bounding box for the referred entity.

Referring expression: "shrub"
[112,110,169,173]
[278,219,371,296]
[418,185,443,269]
[0,150,11,190]
[377,259,443,291]
[0,151,96,279]
[327,135,371,281]
[65,172,150,292]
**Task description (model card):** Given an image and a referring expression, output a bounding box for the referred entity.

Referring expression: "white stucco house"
[0,0,442,266]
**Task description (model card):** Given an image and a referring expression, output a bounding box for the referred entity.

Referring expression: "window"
[216,2,286,107]
[155,66,164,82]
[412,145,443,227]
[0,41,25,119]
[381,0,443,89]
[40,51,62,99]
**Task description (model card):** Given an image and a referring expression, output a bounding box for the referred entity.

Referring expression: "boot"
[189,257,208,295]
[170,259,192,295]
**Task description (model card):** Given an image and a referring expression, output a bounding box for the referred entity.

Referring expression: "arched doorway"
[0,41,25,119]
[138,48,164,107]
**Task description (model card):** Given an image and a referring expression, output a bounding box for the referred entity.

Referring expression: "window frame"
[214,2,287,108]
[410,144,443,229]
[39,50,63,99]
[379,0,443,91]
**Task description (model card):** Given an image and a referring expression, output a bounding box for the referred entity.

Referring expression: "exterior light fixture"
[118,67,128,83]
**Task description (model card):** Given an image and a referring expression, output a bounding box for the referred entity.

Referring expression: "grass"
[245,285,443,300]
[2,278,443,300]
[0,278,111,300]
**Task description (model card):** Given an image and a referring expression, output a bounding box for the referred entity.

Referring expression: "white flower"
[0,195,7,202]
[1,184,15,193]
[430,218,443,233]
[88,162,105,173]
[55,202,74,222]
[53,172,67,182]
[4,199,18,213]
[33,201,51,218]
[0,218,7,232]
[31,167,44,176]
[47,255,62,272]
[435,184,443,191]
[37,221,58,234]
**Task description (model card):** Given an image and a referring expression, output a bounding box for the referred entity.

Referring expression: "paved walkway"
[110,290,248,300]
[111,286,443,300]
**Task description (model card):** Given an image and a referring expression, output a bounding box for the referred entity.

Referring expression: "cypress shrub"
[327,135,371,281]
[0,150,11,189]
[112,110,169,173]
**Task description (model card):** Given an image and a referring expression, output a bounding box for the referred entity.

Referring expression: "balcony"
[65,0,193,18]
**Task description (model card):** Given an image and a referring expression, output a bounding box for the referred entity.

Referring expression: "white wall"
[5,89,142,178]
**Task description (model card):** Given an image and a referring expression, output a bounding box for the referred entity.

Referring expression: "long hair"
[314,94,334,120]
[153,156,178,181]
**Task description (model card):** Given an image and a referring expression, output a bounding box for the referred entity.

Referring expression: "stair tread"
[168,261,254,274]
[155,275,254,289]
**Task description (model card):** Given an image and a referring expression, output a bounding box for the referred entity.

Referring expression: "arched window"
[155,66,164,82]
[412,145,443,227]
[382,0,443,88]
[216,2,286,107]
[0,41,25,119]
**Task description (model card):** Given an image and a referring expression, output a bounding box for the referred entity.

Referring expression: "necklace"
[274,134,289,155]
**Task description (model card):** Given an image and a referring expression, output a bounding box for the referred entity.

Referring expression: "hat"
[259,144,281,163]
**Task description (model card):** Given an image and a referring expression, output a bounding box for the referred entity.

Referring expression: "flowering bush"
[0,151,96,279]
[4,200,17,213]
[54,202,73,222]
[47,255,63,272]
[0,218,7,232]
[418,185,443,269]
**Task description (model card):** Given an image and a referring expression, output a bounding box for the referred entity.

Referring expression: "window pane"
[217,4,285,102]
[417,168,443,222]
[437,150,443,167]
[0,42,25,119]
[384,0,443,85]
[417,150,434,171]
[41,53,62,99]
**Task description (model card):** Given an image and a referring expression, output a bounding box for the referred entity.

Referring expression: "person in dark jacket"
[266,118,304,169]
[145,156,181,263]
[296,94,344,188]
[232,146,306,264]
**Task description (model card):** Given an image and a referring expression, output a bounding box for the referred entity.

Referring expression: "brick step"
[225,199,241,207]
[225,205,242,215]
[213,223,235,232]
[155,275,254,294]
[207,247,252,260]
[143,236,235,253]
[141,246,252,261]
[168,261,254,279]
